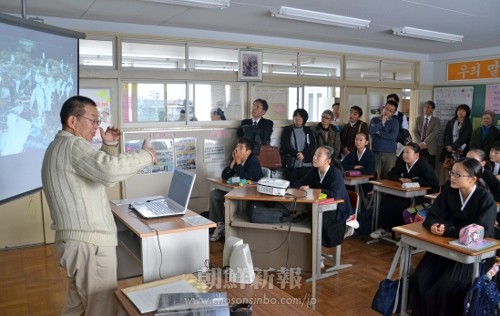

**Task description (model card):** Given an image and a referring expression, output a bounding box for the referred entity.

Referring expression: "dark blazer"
[236,117,274,153]
[341,148,376,175]
[388,158,439,192]
[414,116,440,155]
[221,154,263,181]
[469,125,500,156]
[441,117,472,160]
[280,125,316,164]
[424,182,496,238]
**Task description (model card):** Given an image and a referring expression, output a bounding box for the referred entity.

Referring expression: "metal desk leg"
[400,243,411,316]
[367,190,381,244]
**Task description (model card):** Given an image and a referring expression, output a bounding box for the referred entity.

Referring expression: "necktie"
[422,118,429,140]
[253,121,257,126]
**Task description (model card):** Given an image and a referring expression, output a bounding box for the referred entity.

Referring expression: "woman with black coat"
[440,104,472,162]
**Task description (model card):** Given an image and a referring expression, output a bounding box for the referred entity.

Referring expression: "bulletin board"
[121,128,238,211]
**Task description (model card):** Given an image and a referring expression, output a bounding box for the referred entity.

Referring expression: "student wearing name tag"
[370,143,438,239]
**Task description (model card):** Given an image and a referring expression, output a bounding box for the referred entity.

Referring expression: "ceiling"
[1,0,499,56]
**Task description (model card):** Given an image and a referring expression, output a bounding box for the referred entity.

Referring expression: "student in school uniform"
[292,145,352,247]
[489,140,500,180]
[411,158,496,316]
[341,131,375,196]
[370,143,439,239]
[466,149,500,201]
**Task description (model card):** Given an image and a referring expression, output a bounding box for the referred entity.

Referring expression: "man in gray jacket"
[413,101,440,168]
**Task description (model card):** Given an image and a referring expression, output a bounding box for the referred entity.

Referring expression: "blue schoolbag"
[463,262,500,316]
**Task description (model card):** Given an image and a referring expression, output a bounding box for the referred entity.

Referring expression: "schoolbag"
[463,262,500,316]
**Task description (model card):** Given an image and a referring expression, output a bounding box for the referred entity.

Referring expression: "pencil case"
[459,224,484,245]
[345,170,362,177]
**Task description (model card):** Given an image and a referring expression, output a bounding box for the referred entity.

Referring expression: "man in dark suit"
[413,101,440,168]
[236,98,273,155]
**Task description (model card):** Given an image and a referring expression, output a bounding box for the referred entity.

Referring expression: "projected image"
[0,24,77,157]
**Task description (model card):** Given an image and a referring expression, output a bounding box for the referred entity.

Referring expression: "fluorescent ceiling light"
[143,0,230,9]
[271,6,370,29]
[392,27,463,43]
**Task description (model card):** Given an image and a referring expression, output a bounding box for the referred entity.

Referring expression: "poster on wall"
[485,84,500,115]
[433,86,474,147]
[150,138,174,173]
[79,88,112,147]
[204,139,225,163]
[124,139,151,175]
[174,137,197,170]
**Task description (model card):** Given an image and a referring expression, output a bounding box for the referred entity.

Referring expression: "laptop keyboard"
[147,201,175,215]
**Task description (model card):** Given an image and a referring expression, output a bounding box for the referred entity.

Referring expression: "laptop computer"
[131,169,196,219]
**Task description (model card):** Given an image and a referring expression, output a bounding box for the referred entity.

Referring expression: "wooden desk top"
[344,174,373,181]
[115,275,321,316]
[207,177,240,190]
[369,179,431,192]
[111,198,215,238]
[393,222,500,256]
[224,185,343,205]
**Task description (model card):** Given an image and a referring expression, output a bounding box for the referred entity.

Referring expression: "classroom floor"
[0,233,421,315]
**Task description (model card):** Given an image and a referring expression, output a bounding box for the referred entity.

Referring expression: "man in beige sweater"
[42,96,157,316]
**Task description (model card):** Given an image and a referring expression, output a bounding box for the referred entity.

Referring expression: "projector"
[257,177,290,196]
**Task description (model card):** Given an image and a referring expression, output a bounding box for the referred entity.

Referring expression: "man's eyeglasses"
[79,115,101,126]
[449,170,470,178]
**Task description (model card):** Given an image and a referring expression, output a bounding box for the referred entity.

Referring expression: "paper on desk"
[182,215,214,226]
[124,279,199,313]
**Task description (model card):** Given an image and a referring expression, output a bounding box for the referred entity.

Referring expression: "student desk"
[344,174,373,206]
[425,192,500,212]
[368,180,431,241]
[115,274,322,316]
[206,177,238,192]
[393,222,500,316]
[111,197,216,282]
[224,186,343,308]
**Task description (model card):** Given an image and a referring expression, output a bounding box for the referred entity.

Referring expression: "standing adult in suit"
[441,104,472,162]
[469,110,500,159]
[236,98,273,155]
[413,101,440,168]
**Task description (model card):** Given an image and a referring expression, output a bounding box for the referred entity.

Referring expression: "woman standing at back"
[280,109,316,183]
[441,104,472,163]
[411,158,496,316]
[311,109,340,158]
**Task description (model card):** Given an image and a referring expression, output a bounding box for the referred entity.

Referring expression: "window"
[298,54,342,78]
[381,61,414,82]
[303,86,337,121]
[188,46,237,71]
[121,41,185,69]
[346,58,381,81]
[262,51,298,76]
[79,39,114,67]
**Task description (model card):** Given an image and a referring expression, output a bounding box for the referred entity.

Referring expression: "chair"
[321,190,359,276]
[261,167,271,178]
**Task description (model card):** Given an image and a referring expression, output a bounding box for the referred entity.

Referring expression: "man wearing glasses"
[369,100,399,179]
[42,96,158,315]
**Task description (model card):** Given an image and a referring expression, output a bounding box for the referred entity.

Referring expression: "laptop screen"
[167,169,196,209]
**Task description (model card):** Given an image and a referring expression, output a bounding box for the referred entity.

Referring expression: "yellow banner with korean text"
[448,58,500,81]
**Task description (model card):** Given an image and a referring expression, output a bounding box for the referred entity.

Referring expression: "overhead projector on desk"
[257,177,290,196]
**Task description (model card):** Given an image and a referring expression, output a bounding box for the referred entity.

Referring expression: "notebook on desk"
[131,169,196,219]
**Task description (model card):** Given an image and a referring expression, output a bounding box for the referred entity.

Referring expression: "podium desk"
[115,274,322,316]
[368,180,431,239]
[111,197,216,282]
[393,222,500,316]
[224,186,343,308]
